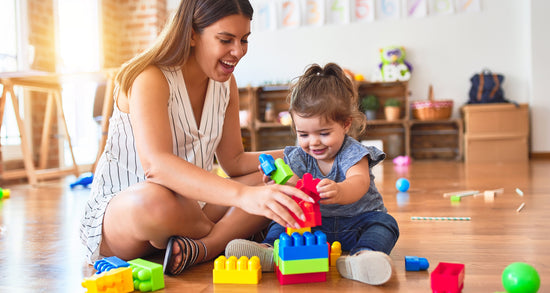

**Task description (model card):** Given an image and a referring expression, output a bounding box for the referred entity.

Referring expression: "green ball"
[502,262,540,293]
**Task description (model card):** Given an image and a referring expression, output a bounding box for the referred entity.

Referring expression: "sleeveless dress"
[79,66,231,264]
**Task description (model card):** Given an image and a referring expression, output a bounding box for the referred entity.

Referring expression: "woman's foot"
[336,251,393,285]
[225,239,274,272]
[163,236,207,275]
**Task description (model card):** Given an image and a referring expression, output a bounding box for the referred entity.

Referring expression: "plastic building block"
[213,255,262,284]
[278,257,329,275]
[94,256,130,274]
[0,188,10,199]
[286,226,311,236]
[70,172,94,189]
[259,154,276,176]
[295,173,321,202]
[430,262,465,293]
[82,267,133,293]
[278,231,328,261]
[275,264,326,285]
[330,241,342,266]
[272,158,293,185]
[258,154,293,184]
[290,199,322,227]
[405,256,429,271]
[128,258,165,292]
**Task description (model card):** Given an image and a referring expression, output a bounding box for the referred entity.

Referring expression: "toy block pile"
[274,230,329,285]
[83,256,164,292]
[213,255,262,284]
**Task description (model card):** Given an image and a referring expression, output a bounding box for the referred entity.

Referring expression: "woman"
[80,0,312,276]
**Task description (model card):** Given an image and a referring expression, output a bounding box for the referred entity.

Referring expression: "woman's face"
[191,14,250,82]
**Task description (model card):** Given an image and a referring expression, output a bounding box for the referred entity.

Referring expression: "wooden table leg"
[39,92,55,169]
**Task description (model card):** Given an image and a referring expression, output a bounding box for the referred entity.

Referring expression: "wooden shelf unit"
[238,81,463,160]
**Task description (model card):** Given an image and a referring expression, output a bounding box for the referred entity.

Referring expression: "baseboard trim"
[530,152,550,159]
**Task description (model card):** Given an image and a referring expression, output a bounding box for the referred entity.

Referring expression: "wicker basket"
[411,85,453,120]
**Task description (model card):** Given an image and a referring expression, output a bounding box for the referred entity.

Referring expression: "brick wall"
[3,0,168,175]
[28,0,59,168]
[102,0,168,67]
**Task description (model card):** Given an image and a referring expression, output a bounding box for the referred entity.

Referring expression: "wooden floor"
[0,159,548,292]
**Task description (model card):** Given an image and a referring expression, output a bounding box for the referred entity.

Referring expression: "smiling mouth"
[221,60,237,68]
[312,149,326,155]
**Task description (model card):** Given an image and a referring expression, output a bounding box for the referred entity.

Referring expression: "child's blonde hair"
[287,63,366,138]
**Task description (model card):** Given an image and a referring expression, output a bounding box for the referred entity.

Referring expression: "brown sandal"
[163,236,207,275]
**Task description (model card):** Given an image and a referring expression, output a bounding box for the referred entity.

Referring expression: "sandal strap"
[168,236,201,275]
[198,239,207,262]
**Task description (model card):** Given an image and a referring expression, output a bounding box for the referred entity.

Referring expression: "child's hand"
[317,178,341,204]
[258,165,275,185]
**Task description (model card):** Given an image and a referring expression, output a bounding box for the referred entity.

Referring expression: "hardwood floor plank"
[0,160,548,292]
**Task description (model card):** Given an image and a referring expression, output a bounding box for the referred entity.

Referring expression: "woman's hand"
[239,184,314,228]
[317,178,341,205]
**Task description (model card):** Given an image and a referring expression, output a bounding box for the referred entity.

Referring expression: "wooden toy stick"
[411,216,471,221]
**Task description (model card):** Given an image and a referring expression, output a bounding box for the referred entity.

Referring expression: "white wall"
[530,0,550,153]
[233,0,549,153]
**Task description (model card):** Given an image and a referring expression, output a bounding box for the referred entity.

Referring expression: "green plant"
[361,95,379,111]
[384,98,401,107]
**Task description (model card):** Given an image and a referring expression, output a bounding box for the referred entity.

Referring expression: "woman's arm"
[214,76,283,177]
[126,67,310,227]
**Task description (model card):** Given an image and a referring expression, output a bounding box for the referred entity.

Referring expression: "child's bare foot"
[225,239,274,272]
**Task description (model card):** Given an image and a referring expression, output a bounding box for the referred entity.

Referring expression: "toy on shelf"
[501,262,540,293]
[405,256,429,271]
[258,154,293,185]
[395,178,410,192]
[82,267,133,293]
[128,258,165,292]
[94,256,130,274]
[0,187,10,199]
[430,262,465,293]
[213,255,262,284]
[373,46,413,82]
[70,172,94,189]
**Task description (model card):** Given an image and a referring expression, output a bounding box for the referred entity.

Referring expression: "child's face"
[293,114,350,163]
[190,14,251,82]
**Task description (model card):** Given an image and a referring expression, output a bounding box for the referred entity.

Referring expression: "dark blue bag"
[468,70,507,104]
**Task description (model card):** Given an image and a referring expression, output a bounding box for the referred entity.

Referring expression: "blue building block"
[94,256,130,274]
[278,231,328,261]
[70,172,94,189]
[405,256,429,271]
[259,154,276,176]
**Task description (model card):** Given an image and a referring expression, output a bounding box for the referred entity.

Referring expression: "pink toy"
[431,262,465,293]
[393,155,411,166]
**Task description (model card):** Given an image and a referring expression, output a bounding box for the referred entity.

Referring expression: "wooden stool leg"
[39,92,55,169]
[7,86,37,185]
[53,90,79,177]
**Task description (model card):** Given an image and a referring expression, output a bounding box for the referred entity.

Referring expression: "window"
[55,0,101,166]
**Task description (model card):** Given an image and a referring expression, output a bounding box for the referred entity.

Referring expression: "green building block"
[128,258,165,292]
[272,159,293,185]
[279,257,329,275]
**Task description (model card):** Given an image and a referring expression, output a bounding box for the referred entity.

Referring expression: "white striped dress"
[79,66,230,264]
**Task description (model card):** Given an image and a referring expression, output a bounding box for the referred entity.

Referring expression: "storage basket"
[411,85,453,120]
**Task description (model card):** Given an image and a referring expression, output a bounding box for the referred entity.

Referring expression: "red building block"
[431,262,465,293]
[295,173,321,202]
[275,265,326,285]
[290,173,322,227]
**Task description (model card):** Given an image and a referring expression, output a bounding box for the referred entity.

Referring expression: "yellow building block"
[82,267,133,293]
[330,241,342,266]
[286,227,311,236]
[213,255,262,284]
